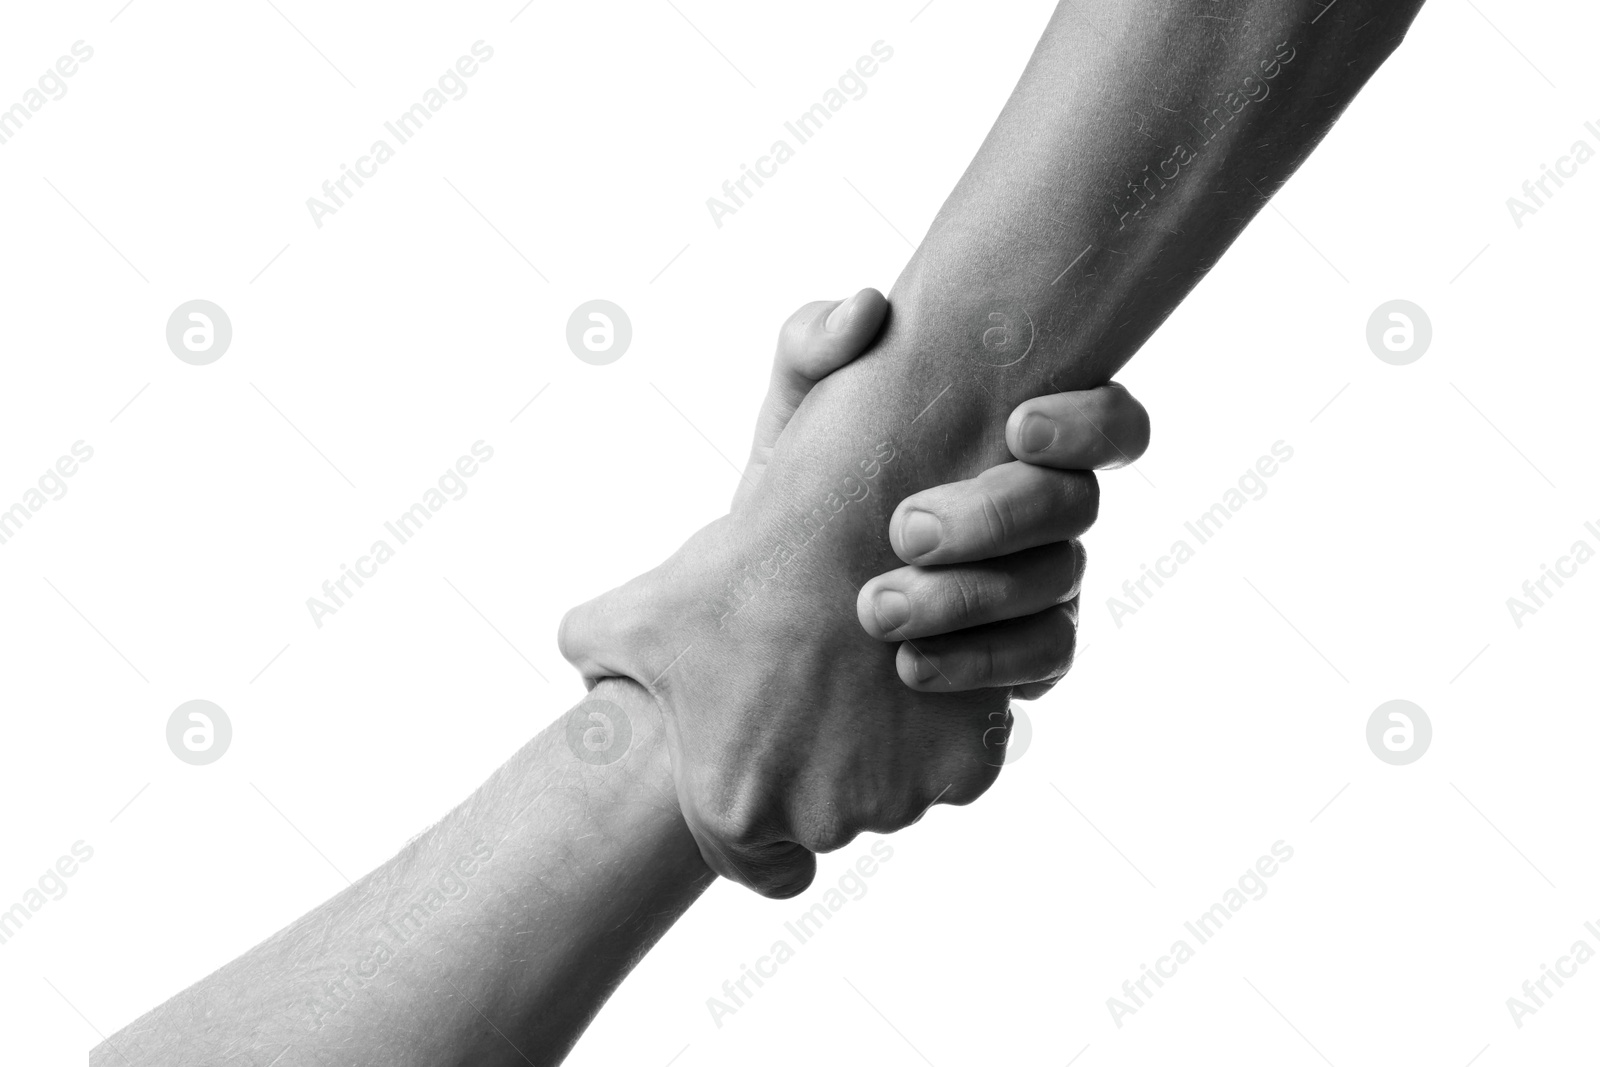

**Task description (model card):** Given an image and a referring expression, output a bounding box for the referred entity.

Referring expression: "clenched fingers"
[893,604,1079,692]
[1006,382,1151,470]
[890,462,1098,566]
[857,540,1084,641]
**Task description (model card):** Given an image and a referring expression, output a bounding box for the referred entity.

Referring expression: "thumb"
[735,288,888,508]
[557,573,662,688]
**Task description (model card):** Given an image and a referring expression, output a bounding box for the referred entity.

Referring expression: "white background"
[1,1,1596,1064]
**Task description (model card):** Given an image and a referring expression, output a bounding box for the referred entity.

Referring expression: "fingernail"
[825,294,855,332]
[911,652,940,682]
[1019,413,1057,454]
[900,510,942,558]
[873,590,911,633]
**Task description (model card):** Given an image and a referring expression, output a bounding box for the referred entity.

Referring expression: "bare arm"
[97,2,1431,1055]
[561,0,1429,896]
[780,0,1424,509]
[94,297,1152,1065]
[93,681,711,1067]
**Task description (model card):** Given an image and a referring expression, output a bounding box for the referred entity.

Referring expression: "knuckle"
[975,487,1016,552]
[897,788,941,828]
[892,793,932,831]
[945,762,1001,806]
[1038,600,1075,638]
[695,791,768,852]
[999,608,1077,689]
[794,808,854,854]
[1038,469,1097,537]
[943,570,987,628]
[965,641,999,686]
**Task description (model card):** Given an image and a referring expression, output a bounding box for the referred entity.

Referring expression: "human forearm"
[761,0,1425,518]
[907,0,1415,388]
[563,0,1426,896]
[95,681,709,1067]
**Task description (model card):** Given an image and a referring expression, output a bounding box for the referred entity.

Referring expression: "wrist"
[576,677,689,842]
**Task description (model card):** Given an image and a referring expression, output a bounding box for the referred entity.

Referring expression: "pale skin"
[93,302,1151,1066]
[561,0,1429,897]
[98,1,1429,1057]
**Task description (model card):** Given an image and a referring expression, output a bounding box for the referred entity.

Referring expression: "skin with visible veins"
[565,0,1428,898]
[94,2,1428,1062]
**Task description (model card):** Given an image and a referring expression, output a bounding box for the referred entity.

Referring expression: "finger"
[858,540,1084,641]
[739,289,888,498]
[1006,382,1151,470]
[1011,679,1060,701]
[1008,603,1080,700]
[890,462,1098,566]
[895,604,1078,692]
[556,571,665,687]
[774,287,888,390]
[556,597,624,687]
[690,825,818,899]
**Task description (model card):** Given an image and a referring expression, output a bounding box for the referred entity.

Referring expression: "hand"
[560,290,1148,897]
[729,289,1151,700]
[857,381,1148,699]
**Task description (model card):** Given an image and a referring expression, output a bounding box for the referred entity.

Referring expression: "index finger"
[1005,382,1151,470]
